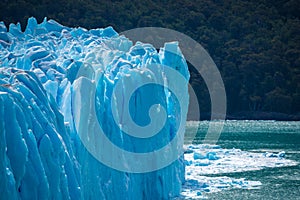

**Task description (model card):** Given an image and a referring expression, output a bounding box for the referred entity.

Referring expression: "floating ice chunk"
[194,152,206,160]
[195,160,210,166]
[264,151,286,158]
[278,151,285,158]
[207,152,219,160]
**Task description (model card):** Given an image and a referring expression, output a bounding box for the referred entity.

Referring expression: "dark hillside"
[1,0,300,119]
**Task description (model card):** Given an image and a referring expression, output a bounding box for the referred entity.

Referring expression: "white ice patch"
[180,144,298,199]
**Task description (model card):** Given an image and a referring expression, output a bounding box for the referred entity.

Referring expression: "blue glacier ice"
[0,17,189,199]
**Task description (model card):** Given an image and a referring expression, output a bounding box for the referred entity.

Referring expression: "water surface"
[184,120,300,199]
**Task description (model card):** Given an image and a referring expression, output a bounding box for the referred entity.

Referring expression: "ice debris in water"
[180,144,298,199]
[264,151,286,158]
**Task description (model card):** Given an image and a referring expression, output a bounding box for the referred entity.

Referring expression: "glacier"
[0,17,189,199]
[1,17,298,200]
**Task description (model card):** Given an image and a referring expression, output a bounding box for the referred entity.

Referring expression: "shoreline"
[188,111,300,121]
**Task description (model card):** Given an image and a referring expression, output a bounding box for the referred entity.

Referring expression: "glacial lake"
[184,120,300,199]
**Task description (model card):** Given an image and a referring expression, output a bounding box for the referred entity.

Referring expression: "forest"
[1,0,300,119]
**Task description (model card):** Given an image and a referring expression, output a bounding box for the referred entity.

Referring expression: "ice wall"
[0,17,189,199]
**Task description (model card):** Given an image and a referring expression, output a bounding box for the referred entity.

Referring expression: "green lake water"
[184,120,300,199]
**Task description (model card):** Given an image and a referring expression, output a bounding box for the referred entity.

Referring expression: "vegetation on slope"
[1,0,300,118]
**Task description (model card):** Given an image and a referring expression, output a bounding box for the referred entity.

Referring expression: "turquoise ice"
[0,17,189,199]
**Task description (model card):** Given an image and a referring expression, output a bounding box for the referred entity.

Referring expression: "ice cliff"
[0,17,189,199]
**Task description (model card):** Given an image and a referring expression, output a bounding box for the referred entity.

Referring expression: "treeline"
[1,0,300,117]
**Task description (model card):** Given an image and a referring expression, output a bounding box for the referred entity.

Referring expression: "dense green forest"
[1,0,300,119]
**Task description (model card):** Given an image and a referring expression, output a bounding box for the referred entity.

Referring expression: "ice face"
[0,68,81,199]
[0,17,189,199]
